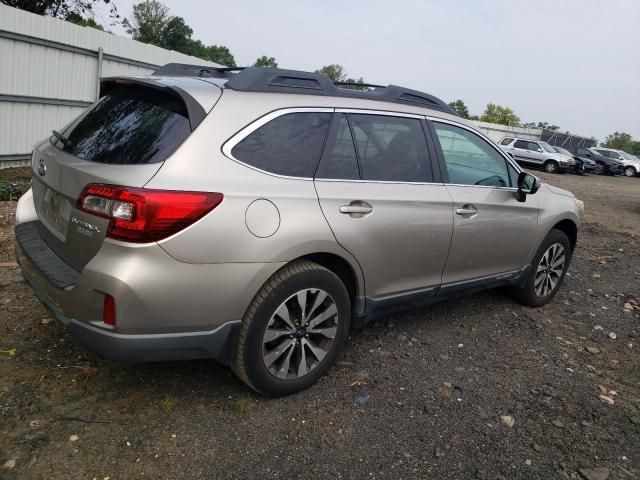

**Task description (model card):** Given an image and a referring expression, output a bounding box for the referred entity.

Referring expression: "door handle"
[455,205,478,216]
[340,205,373,214]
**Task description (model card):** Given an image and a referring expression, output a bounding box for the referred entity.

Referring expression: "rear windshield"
[54,85,191,164]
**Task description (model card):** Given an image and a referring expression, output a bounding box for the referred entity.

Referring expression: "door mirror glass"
[515,172,540,202]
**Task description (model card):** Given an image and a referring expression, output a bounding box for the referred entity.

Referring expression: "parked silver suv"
[15,65,583,395]
[500,137,575,173]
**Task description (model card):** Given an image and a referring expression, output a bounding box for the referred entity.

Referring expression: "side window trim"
[427,117,520,189]
[222,107,334,180]
[314,113,361,180]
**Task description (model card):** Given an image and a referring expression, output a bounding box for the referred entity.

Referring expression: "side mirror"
[537,148,543,153]
[585,152,591,157]
[515,172,540,202]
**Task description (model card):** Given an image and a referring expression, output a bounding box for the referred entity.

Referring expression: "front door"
[430,120,539,285]
[314,112,453,300]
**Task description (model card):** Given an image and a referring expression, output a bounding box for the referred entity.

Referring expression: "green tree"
[254,56,278,68]
[199,44,236,66]
[317,64,346,82]
[448,99,470,119]
[480,103,520,126]
[602,132,636,153]
[316,64,369,90]
[1,0,119,20]
[123,0,168,46]
[65,12,105,30]
[160,16,193,53]
[124,1,237,66]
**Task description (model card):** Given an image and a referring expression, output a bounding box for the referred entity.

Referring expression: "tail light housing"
[77,184,223,243]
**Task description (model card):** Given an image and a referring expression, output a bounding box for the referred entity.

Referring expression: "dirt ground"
[1,171,639,480]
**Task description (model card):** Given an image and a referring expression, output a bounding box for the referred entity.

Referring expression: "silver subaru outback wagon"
[15,64,584,396]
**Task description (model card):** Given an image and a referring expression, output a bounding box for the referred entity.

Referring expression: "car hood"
[544,183,575,198]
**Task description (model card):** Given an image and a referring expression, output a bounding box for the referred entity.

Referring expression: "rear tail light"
[77,184,223,243]
[103,294,116,326]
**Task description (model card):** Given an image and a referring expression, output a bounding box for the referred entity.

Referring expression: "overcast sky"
[104,0,640,141]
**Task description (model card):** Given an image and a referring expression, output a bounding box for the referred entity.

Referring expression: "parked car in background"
[500,137,575,173]
[591,148,640,177]
[14,64,584,396]
[552,146,596,174]
[564,146,623,176]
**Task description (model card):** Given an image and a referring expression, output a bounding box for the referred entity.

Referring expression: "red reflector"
[76,184,223,243]
[103,294,116,326]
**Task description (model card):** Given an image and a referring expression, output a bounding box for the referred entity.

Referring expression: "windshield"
[553,146,572,156]
[619,151,635,161]
[539,142,556,153]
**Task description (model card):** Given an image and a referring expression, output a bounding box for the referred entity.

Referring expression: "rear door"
[314,112,453,300]
[31,81,217,271]
[511,139,537,164]
[429,120,539,284]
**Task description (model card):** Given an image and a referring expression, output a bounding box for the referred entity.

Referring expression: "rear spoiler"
[99,77,207,131]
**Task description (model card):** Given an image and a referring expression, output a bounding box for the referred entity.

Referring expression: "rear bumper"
[16,239,242,363]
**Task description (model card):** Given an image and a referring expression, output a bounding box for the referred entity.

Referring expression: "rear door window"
[231,112,331,177]
[513,140,529,150]
[348,114,431,182]
[58,85,191,164]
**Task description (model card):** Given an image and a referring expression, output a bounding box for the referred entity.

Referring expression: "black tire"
[511,229,572,308]
[593,163,605,175]
[544,161,558,174]
[232,260,350,396]
[624,166,637,177]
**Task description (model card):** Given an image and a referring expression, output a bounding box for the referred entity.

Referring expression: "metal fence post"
[96,47,103,100]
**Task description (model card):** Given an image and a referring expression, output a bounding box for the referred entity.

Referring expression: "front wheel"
[593,163,605,175]
[624,166,637,177]
[232,261,351,396]
[511,229,572,307]
[544,161,559,174]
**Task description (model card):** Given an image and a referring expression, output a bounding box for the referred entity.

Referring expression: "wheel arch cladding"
[553,219,577,252]
[298,253,359,307]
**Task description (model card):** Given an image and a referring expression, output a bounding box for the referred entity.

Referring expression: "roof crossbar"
[153,64,457,115]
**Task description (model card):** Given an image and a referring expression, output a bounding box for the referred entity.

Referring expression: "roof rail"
[153,64,457,115]
[153,63,245,78]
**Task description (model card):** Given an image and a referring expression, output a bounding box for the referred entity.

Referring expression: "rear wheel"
[544,161,558,174]
[511,229,572,308]
[593,163,605,175]
[232,261,350,396]
[624,166,637,177]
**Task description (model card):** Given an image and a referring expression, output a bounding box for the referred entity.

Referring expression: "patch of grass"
[161,394,175,413]
[232,395,254,415]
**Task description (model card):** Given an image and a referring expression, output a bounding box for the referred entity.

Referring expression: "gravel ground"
[1,172,639,480]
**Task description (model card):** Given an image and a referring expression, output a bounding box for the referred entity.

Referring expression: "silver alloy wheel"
[624,166,636,177]
[534,243,566,297]
[261,288,338,379]
[594,163,604,175]
[545,162,557,173]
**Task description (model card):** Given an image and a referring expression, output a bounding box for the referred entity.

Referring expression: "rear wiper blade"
[51,130,71,147]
